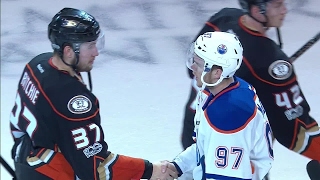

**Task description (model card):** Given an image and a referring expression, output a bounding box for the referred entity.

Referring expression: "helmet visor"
[186,42,195,70]
[96,30,105,53]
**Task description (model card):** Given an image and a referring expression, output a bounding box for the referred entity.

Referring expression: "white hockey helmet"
[194,31,243,86]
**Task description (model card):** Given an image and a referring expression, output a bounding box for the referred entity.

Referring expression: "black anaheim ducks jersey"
[193,8,317,148]
[10,52,109,179]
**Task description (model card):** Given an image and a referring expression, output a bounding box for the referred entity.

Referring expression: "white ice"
[1,0,319,179]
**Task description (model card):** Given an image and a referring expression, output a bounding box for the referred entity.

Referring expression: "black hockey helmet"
[48,7,101,52]
[239,0,273,14]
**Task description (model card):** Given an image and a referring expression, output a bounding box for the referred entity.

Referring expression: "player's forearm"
[65,148,152,180]
[173,143,197,174]
[105,153,153,179]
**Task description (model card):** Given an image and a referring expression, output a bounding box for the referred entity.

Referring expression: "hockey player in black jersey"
[9,7,177,180]
[180,0,320,179]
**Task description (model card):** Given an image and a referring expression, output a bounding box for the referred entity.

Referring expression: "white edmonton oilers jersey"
[174,77,273,180]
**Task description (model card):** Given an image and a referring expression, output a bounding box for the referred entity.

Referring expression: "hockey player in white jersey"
[170,31,274,180]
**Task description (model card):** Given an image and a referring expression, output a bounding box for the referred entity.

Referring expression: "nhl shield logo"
[217,44,227,54]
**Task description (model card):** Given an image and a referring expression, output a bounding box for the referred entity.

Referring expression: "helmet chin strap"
[248,13,269,27]
[200,72,224,87]
[59,43,81,72]
[200,61,241,87]
[247,3,269,28]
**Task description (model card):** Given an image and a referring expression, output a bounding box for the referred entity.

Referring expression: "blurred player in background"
[180,0,320,179]
[172,31,273,180]
[9,7,177,180]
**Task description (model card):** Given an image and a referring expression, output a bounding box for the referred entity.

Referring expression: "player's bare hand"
[161,161,178,176]
[150,160,178,180]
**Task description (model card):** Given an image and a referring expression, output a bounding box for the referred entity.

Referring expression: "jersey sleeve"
[47,82,152,179]
[250,115,274,179]
[250,93,274,179]
[241,40,297,86]
[173,143,197,176]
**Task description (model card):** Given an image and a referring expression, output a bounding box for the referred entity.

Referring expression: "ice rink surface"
[1,0,319,179]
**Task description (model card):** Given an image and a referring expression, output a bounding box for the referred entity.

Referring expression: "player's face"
[191,54,205,87]
[266,0,287,27]
[76,41,100,72]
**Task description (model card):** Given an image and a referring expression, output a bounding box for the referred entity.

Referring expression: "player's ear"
[250,5,257,15]
[251,5,261,17]
[63,44,75,59]
[210,65,223,79]
[214,68,223,79]
[251,5,265,21]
